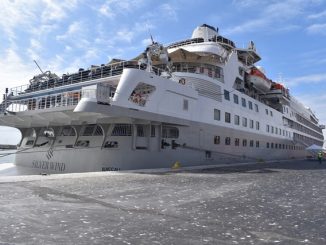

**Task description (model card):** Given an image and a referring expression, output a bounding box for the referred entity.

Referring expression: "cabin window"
[256,121,260,130]
[61,126,76,136]
[234,115,240,125]
[225,112,231,123]
[137,125,145,137]
[248,101,253,110]
[255,104,259,112]
[224,90,230,101]
[94,125,103,136]
[26,140,35,146]
[233,94,239,104]
[214,136,220,144]
[129,82,156,106]
[183,99,189,111]
[151,125,156,137]
[250,119,254,128]
[82,125,95,136]
[162,126,179,138]
[111,124,132,136]
[241,98,246,107]
[242,117,247,127]
[214,109,221,121]
[225,137,231,145]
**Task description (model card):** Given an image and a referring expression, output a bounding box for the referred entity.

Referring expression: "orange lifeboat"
[247,67,272,92]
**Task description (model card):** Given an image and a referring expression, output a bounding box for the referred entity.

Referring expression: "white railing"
[7,61,165,97]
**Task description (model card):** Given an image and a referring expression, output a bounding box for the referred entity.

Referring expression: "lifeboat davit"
[247,66,272,92]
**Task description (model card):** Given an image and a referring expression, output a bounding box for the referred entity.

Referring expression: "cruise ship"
[0,24,324,173]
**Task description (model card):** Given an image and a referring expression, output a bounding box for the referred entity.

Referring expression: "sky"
[0,0,325,146]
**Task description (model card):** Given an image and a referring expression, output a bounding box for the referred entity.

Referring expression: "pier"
[0,159,325,244]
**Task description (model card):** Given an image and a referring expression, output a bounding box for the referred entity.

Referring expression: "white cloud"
[225,0,309,35]
[285,73,326,87]
[56,21,84,40]
[98,0,145,18]
[0,49,38,101]
[307,10,326,19]
[306,23,326,35]
[160,3,178,21]
[41,0,79,23]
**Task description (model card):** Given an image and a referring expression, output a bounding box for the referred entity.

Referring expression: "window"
[137,125,145,137]
[248,101,253,110]
[214,136,220,144]
[256,121,260,130]
[275,143,278,149]
[270,111,273,117]
[82,125,95,136]
[271,126,274,134]
[250,119,254,128]
[162,126,179,138]
[233,94,239,104]
[242,139,247,147]
[242,117,247,127]
[151,125,156,137]
[112,124,132,136]
[266,142,269,148]
[265,109,268,115]
[256,141,260,148]
[241,98,246,107]
[275,128,278,134]
[266,125,270,132]
[255,104,259,112]
[234,115,240,125]
[61,126,76,136]
[225,112,231,123]
[224,90,230,101]
[271,143,274,148]
[94,125,103,136]
[250,140,254,147]
[225,137,231,145]
[183,99,188,110]
[235,138,240,146]
[214,109,221,121]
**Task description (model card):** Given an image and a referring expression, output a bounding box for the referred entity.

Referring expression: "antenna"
[147,27,154,44]
[33,60,44,74]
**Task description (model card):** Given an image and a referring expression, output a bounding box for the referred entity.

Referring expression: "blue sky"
[0,0,326,145]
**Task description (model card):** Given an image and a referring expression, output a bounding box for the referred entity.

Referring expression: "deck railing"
[7,61,163,97]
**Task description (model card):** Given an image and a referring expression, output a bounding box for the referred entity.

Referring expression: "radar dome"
[191,24,218,41]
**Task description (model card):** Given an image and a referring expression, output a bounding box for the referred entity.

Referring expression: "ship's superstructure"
[0,24,324,173]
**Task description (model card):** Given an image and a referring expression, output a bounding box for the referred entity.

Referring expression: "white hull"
[14,121,304,174]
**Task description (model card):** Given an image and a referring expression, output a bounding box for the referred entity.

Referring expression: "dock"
[0,159,325,244]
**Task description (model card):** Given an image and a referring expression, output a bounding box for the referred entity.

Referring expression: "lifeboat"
[247,66,272,92]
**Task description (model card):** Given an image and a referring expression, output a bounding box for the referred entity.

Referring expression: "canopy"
[306,144,324,157]
[306,144,324,151]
